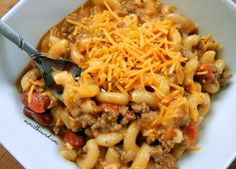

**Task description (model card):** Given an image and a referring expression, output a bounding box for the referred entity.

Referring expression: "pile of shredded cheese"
[66,2,187,96]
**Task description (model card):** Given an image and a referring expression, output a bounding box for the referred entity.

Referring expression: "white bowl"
[0,0,236,169]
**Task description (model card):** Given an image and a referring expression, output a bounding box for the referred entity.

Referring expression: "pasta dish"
[18,0,232,168]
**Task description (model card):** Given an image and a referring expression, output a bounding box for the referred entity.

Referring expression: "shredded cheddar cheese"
[188,146,202,151]
[66,2,186,97]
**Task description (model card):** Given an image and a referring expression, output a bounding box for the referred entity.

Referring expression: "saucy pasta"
[18,0,232,168]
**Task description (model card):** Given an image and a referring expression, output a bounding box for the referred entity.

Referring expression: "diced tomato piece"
[164,128,175,141]
[184,121,198,145]
[195,64,215,84]
[91,103,119,116]
[29,93,50,113]
[91,105,104,115]
[105,103,119,115]
[64,130,85,150]
[20,92,50,113]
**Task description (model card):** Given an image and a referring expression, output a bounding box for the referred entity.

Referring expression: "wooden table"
[0,0,20,157]
[1,0,236,169]
[0,1,22,168]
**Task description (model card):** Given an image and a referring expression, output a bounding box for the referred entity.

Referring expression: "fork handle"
[0,19,38,56]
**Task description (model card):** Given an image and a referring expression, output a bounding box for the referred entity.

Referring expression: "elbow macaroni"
[80,100,97,114]
[168,27,182,52]
[188,92,210,123]
[96,92,129,105]
[184,57,199,86]
[77,139,100,169]
[183,35,200,51]
[124,121,140,160]
[131,90,159,109]
[104,147,120,167]
[48,39,68,58]
[95,132,123,147]
[130,143,151,169]
[21,68,41,91]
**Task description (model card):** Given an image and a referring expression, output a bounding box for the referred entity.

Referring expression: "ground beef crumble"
[78,104,137,137]
[219,70,232,87]
[74,102,189,168]
[131,103,150,113]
